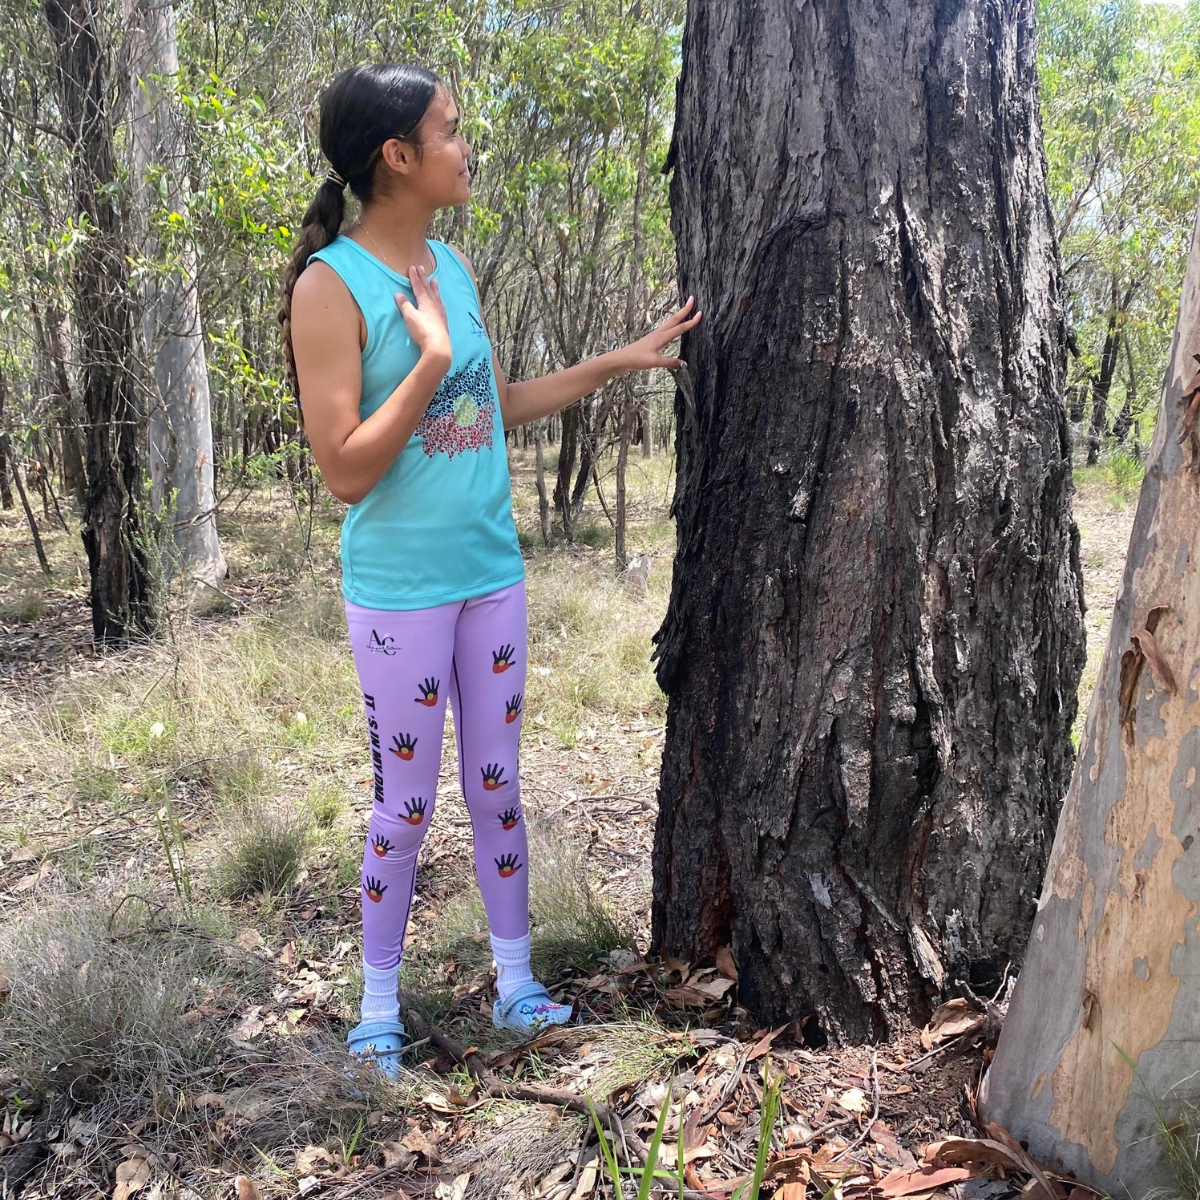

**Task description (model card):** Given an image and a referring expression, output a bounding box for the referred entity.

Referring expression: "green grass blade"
[586,1094,623,1195]
[746,1065,783,1200]
[677,1104,687,1200]
[638,1078,674,1200]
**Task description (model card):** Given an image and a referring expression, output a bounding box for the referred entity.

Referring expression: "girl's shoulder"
[434,239,480,295]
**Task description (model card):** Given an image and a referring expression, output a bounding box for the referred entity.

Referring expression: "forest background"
[2,1,1200,1199]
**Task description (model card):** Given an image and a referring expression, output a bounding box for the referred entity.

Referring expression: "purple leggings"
[344,577,530,970]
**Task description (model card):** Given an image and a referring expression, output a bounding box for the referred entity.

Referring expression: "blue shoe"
[492,981,574,1034]
[346,1017,407,1082]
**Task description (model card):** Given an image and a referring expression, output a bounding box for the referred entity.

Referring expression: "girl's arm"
[448,247,701,431]
[292,260,451,505]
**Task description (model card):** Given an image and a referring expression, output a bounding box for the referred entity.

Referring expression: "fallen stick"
[405,1010,651,1165]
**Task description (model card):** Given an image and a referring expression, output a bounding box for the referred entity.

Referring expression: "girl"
[280,63,700,1077]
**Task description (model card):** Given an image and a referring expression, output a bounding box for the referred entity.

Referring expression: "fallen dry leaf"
[233,1178,262,1200]
[919,998,984,1050]
[295,1145,337,1176]
[13,861,54,892]
[877,1165,980,1197]
[112,1156,150,1200]
[715,945,738,981]
[401,1126,440,1165]
[235,928,264,951]
[422,1090,469,1114]
[745,1023,790,1063]
[434,1173,470,1200]
[379,1142,416,1170]
[665,985,712,1008]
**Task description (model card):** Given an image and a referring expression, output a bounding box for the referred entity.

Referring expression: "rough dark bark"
[45,0,154,645]
[651,0,1085,1043]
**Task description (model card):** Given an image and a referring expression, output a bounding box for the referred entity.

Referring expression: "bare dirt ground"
[0,457,1138,1200]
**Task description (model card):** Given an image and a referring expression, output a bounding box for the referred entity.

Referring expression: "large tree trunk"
[45,0,155,645]
[127,0,227,588]
[980,201,1200,1195]
[650,0,1085,1043]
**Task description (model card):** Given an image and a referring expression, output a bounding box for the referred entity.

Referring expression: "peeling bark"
[651,0,1085,1042]
[981,200,1200,1193]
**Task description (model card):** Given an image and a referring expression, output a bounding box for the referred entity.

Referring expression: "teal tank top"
[305,234,525,609]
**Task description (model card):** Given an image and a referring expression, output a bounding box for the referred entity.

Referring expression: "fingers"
[665,295,697,326]
[659,298,702,334]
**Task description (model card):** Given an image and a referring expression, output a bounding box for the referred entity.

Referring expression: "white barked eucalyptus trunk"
[980,199,1200,1192]
[127,0,226,589]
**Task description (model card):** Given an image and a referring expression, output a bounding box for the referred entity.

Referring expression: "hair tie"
[324,167,346,188]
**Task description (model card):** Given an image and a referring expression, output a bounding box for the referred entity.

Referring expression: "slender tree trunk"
[21,79,88,510]
[1112,337,1137,446]
[617,61,655,562]
[45,0,154,644]
[0,373,51,577]
[980,199,1200,1195]
[650,0,1085,1042]
[554,402,580,537]
[127,0,227,587]
[0,371,12,511]
[615,391,633,568]
[534,418,552,545]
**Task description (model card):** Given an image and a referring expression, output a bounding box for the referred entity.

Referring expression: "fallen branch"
[405,1010,651,1166]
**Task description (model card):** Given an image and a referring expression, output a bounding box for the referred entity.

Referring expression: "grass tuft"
[0,590,47,623]
[0,884,251,1102]
[210,801,312,899]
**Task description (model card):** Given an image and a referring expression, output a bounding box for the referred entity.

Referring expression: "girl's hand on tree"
[395,264,452,365]
[612,295,702,376]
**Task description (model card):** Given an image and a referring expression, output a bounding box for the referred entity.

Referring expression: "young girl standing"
[279,64,701,1076]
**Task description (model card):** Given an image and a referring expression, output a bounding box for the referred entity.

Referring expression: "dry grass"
[0,443,1138,1198]
[0,878,255,1102]
[0,446,678,1196]
[400,817,633,1026]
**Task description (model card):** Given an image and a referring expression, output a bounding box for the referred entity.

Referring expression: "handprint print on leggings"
[344,577,531,971]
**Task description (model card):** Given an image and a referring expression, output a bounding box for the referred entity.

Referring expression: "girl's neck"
[351,204,437,274]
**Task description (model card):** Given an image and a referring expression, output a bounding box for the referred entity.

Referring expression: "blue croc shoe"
[346,1017,407,1082]
[493,981,574,1034]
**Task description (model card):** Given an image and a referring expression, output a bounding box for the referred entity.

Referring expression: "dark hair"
[277,63,443,415]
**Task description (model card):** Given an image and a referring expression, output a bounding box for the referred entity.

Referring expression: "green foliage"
[1039,0,1200,452]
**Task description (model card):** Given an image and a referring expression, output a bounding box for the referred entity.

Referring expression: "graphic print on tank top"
[415,356,496,458]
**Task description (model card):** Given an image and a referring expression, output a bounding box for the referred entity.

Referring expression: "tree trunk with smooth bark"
[651,0,1085,1042]
[980,199,1200,1196]
[127,0,226,588]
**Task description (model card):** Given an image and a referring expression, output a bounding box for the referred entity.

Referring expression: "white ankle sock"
[361,959,400,1024]
[490,932,534,1002]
